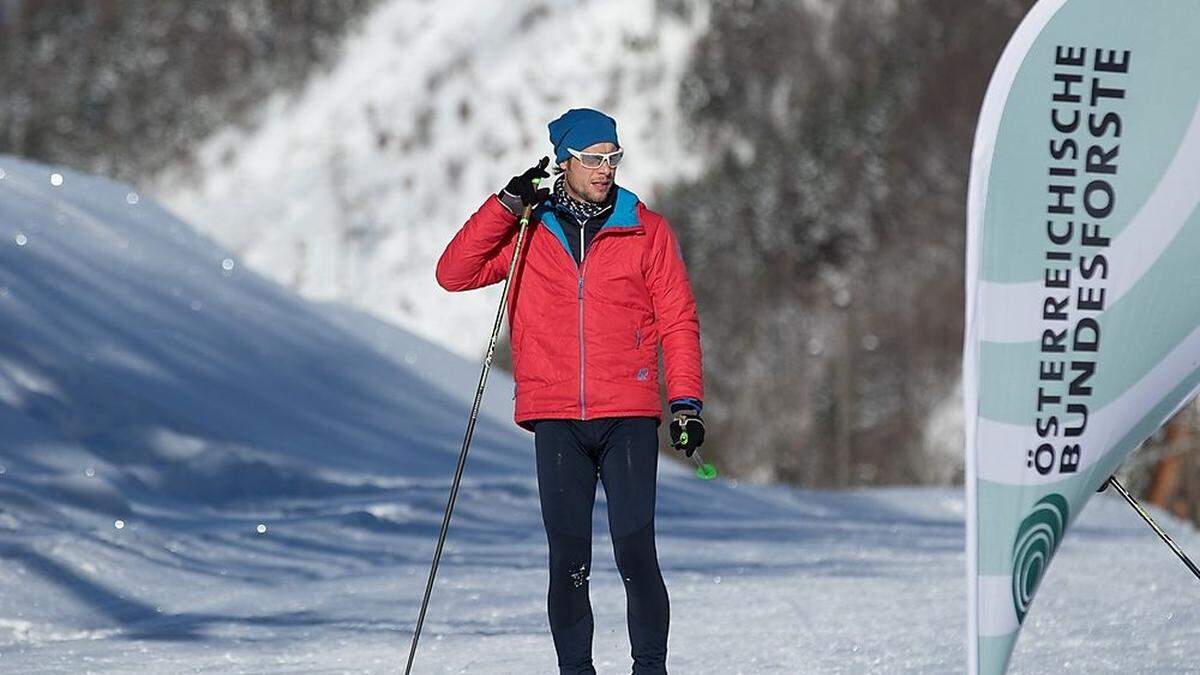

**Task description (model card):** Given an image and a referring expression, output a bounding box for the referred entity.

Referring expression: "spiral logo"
[1011,493,1069,623]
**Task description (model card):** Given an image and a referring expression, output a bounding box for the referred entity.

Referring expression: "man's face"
[559,141,617,204]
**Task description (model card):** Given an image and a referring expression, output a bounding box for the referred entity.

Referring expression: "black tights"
[533,417,669,675]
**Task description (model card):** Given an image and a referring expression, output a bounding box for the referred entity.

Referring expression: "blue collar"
[537,186,641,258]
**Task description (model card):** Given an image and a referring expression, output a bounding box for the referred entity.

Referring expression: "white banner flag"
[964,1,1200,672]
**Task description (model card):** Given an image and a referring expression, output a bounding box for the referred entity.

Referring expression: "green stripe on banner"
[978,633,1020,675]
[976,363,1200,575]
[980,0,1200,284]
[977,204,1200,424]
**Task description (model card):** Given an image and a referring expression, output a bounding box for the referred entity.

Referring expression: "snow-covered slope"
[0,152,534,655]
[152,0,709,359]
[3,156,1199,673]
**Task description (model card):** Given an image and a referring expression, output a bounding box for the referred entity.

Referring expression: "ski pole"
[405,182,538,674]
[675,423,717,480]
[689,448,718,481]
[1103,476,1200,582]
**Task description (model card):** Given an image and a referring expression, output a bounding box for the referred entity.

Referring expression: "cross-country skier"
[435,107,706,674]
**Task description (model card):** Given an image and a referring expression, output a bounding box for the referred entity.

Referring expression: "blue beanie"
[548,108,619,164]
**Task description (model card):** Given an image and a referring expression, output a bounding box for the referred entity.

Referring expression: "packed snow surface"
[2,157,1198,673]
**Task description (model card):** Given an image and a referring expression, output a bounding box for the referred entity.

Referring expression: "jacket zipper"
[570,223,626,421]
[578,224,593,421]
[578,220,590,420]
[578,272,585,420]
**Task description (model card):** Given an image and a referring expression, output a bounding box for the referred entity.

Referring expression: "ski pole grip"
[519,178,541,226]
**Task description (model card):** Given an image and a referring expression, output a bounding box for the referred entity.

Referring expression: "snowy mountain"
[2,156,1199,672]
[151,0,709,360]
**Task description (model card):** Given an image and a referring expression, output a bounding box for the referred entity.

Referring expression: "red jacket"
[436,187,703,431]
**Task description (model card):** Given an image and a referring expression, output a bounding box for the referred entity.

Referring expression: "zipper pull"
[578,277,584,299]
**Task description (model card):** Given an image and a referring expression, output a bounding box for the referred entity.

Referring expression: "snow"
[3,155,1200,673]
[151,0,710,361]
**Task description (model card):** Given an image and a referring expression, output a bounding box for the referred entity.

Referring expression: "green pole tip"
[695,463,717,480]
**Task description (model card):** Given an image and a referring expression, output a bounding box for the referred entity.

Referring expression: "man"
[435,108,705,675]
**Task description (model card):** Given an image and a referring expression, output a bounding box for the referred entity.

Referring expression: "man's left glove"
[669,410,705,458]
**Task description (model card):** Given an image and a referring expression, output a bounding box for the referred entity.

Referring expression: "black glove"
[499,157,551,214]
[669,411,705,457]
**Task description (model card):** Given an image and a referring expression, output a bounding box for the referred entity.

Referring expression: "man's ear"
[558,160,570,173]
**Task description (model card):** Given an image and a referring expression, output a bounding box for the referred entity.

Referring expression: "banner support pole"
[1103,476,1200,582]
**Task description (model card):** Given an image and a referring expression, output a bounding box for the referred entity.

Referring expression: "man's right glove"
[499,157,551,215]
[669,410,706,458]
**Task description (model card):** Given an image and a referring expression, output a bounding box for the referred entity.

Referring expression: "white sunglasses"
[567,147,625,169]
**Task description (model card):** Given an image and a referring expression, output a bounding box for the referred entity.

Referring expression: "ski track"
[2,485,1197,674]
